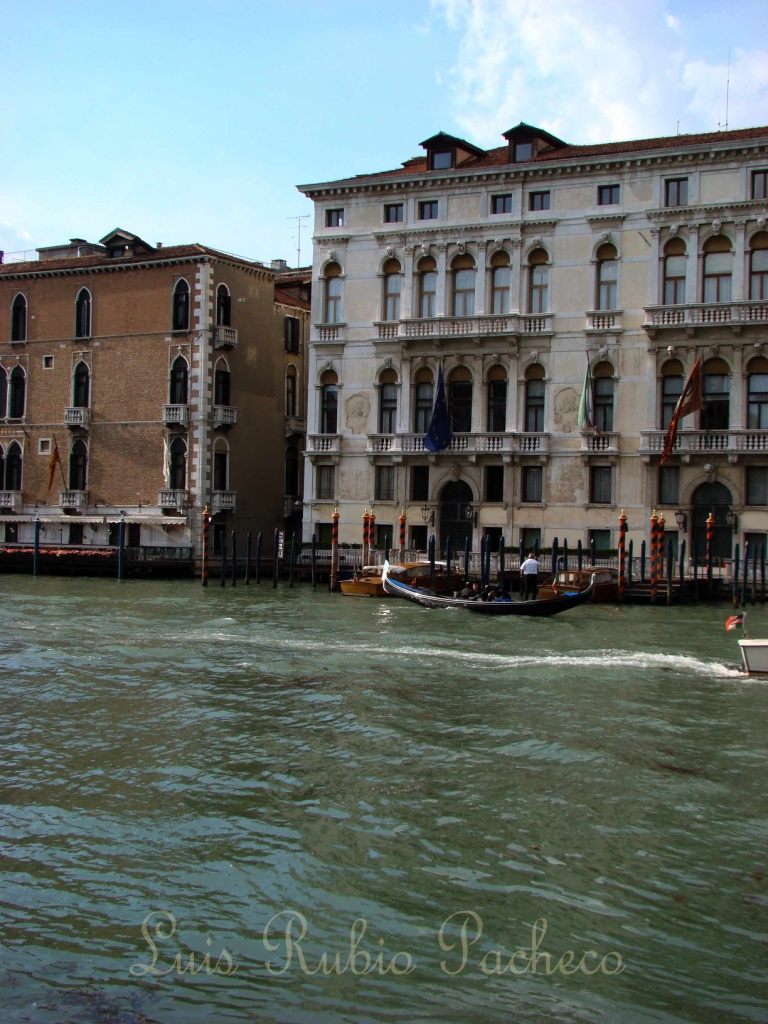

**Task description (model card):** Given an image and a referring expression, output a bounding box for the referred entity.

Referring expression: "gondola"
[381,562,595,616]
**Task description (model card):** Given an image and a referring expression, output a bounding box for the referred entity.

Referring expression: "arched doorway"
[439,480,472,551]
[692,482,733,562]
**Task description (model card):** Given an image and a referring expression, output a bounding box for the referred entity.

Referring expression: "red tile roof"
[274,287,310,311]
[0,244,269,277]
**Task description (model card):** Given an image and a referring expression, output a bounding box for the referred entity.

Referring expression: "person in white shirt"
[520,552,540,601]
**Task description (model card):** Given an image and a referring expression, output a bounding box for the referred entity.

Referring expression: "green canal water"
[0,576,766,1024]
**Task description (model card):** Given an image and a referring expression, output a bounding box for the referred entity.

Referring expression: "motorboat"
[339,561,455,597]
[537,566,619,603]
[738,639,768,675]
[381,562,595,616]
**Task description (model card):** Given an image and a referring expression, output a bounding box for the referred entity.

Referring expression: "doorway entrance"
[691,481,733,562]
[439,480,473,551]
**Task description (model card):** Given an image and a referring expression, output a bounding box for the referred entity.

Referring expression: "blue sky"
[2,0,767,266]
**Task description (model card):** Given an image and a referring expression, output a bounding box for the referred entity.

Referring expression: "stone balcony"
[285,415,306,437]
[59,489,89,510]
[214,326,238,349]
[312,323,346,344]
[0,491,22,511]
[581,431,620,454]
[64,407,90,429]
[157,489,189,511]
[366,431,550,457]
[586,310,622,334]
[639,429,768,460]
[212,406,237,430]
[643,300,768,337]
[375,312,554,343]
[307,434,341,455]
[211,491,237,514]
[162,404,189,427]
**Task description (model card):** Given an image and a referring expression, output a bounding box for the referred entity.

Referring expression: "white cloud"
[429,0,768,146]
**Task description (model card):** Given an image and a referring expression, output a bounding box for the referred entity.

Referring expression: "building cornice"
[0,252,274,283]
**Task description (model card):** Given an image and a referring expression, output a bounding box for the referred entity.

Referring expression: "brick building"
[0,229,309,569]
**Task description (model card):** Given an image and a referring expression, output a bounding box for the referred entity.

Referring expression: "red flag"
[660,357,703,465]
[47,438,62,494]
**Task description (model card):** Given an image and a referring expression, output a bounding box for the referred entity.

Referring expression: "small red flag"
[660,357,703,465]
[47,438,62,494]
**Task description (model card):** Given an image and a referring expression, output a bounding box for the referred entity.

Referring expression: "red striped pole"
[331,507,340,591]
[201,506,210,587]
[399,509,406,560]
[650,509,658,603]
[706,511,714,594]
[658,513,666,586]
[369,509,376,558]
[362,508,370,568]
[618,509,627,601]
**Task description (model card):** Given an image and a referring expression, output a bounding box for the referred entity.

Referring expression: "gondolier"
[520,552,541,601]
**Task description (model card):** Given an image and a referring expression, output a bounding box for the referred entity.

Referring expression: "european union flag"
[424,366,452,452]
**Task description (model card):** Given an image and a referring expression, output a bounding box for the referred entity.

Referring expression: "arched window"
[596,244,618,311]
[4,441,22,490]
[703,236,732,303]
[285,444,300,496]
[378,368,398,433]
[528,248,549,314]
[75,288,91,338]
[286,366,297,417]
[69,439,88,491]
[417,257,437,318]
[213,441,229,491]
[487,365,507,432]
[170,437,187,489]
[0,446,3,488]
[11,294,27,342]
[169,356,188,405]
[413,368,433,433]
[448,366,472,432]
[324,262,342,324]
[663,238,686,305]
[749,232,768,300]
[660,359,683,429]
[0,366,6,419]
[701,357,730,430]
[490,252,510,315]
[320,370,338,433]
[593,361,614,432]
[172,279,190,331]
[214,359,230,406]
[216,284,231,326]
[8,365,25,419]
[73,361,90,408]
[382,259,401,321]
[524,364,545,432]
[747,356,768,428]
[452,255,475,317]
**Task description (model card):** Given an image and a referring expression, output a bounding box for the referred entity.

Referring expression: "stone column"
[436,243,448,317]
[733,221,747,301]
[649,227,661,304]
[509,238,523,313]
[475,241,487,315]
[403,245,415,320]
[686,224,700,305]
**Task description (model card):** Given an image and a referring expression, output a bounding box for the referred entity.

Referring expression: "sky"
[2,0,767,268]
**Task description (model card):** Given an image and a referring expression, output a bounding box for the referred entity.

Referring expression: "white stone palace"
[298,123,768,560]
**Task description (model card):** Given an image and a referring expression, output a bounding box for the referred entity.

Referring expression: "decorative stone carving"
[669,223,679,237]
[711,219,721,235]
[450,464,460,481]
[420,244,430,257]
[531,350,539,363]
[531,237,542,249]
[327,250,336,263]
[404,245,415,257]
[457,242,466,255]
[757,216,767,230]
[386,246,394,258]
[599,231,612,244]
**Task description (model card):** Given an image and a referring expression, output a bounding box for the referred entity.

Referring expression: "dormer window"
[431,151,453,170]
[514,141,534,162]
[503,123,566,166]
[109,245,126,258]
[420,132,485,172]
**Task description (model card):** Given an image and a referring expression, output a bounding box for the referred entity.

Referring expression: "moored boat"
[339,561,455,597]
[537,566,619,603]
[738,640,768,675]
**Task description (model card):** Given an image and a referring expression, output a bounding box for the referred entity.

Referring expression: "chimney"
[156,242,163,249]
[270,258,289,272]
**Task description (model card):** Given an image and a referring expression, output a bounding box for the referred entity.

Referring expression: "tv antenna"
[718,45,731,131]
[287,215,310,267]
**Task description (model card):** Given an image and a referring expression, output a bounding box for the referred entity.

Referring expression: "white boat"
[738,639,768,675]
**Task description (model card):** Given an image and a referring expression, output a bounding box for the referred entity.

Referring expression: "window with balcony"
[598,184,620,206]
[701,358,730,430]
[418,200,438,220]
[216,284,231,326]
[11,293,27,342]
[702,236,732,303]
[528,248,549,314]
[522,465,542,503]
[418,257,437,318]
[590,466,612,504]
[752,170,767,200]
[169,436,187,489]
[747,360,768,428]
[665,178,689,207]
[324,262,342,323]
[596,243,618,310]
[75,288,92,338]
[8,365,25,419]
[69,439,88,491]
[213,445,228,491]
[214,359,231,406]
[326,208,344,227]
[658,465,679,505]
[316,465,335,500]
[382,258,402,321]
[286,366,297,417]
[320,371,338,434]
[487,372,507,432]
[411,464,429,501]
[524,366,545,432]
[169,356,188,405]
[414,373,433,434]
[491,194,513,215]
[4,441,22,490]
[375,465,395,501]
[529,190,551,211]
[451,255,476,317]
[384,203,403,223]
[490,251,510,314]
[379,371,398,433]
[172,279,190,332]
[0,366,5,418]
[593,363,614,432]
[747,466,768,505]
[660,360,683,429]
[485,465,504,502]
[663,238,687,304]
[750,232,768,299]
[448,370,472,432]
[72,361,90,408]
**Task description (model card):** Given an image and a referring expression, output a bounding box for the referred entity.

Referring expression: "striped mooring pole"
[369,509,376,561]
[399,509,406,561]
[361,508,370,568]
[706,512,715,594]
[649,509,659,603]
[201,506,209,587]
[330,508,340,590]
[618,509,627,601]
